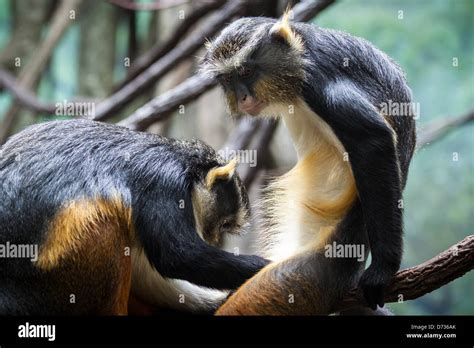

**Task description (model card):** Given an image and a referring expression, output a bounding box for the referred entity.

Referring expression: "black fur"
[0,120,268,314]
[294,22,416,310]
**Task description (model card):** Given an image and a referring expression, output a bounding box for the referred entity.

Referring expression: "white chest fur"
[131,248,228,312]
[260,100,357,261]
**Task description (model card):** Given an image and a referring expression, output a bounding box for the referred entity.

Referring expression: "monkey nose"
[238,96,266,116]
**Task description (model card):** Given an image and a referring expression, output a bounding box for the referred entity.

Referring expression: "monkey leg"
[216,249,361,315]
[217,201,370,316]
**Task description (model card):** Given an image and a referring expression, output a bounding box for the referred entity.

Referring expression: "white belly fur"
[131,248,228,312]
[259,100,357,261]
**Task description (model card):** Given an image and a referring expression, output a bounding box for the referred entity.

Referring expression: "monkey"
[0,119,269,315]
[202,12,416,315]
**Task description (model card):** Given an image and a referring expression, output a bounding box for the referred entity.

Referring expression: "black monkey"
[203,12,416,314]
[0,119,268,314]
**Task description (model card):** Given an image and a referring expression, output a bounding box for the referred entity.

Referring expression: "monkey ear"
[204,39,213,51]
[270,9,304,53]
[205,158,238,189]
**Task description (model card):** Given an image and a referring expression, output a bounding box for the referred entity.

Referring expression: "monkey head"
[192,158,250,247]
[202,13,310,117]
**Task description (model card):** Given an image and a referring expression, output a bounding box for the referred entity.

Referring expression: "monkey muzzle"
[238,95,266,116]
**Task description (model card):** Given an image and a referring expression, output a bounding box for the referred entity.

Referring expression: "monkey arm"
[304,80,403,310]
[157,234,270,290]
[134,196,269,290]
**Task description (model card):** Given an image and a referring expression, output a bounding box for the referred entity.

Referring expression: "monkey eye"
[220,220,234,231]
[223,74,233,83]
[240,67,253,79]
[221,222,233,229]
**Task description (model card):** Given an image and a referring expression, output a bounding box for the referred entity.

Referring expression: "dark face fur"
[192,160,250,247]
[203,17,310,117]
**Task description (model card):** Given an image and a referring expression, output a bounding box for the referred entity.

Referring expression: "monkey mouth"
[240,101,267,116]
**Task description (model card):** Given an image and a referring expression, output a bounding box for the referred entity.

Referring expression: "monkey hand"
[358,264,395,310]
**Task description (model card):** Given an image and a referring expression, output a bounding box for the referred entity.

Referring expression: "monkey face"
[217,66,267,116]
[191,159,250,247]
[203,16,310,117]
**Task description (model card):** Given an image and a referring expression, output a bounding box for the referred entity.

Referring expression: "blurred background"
[0,0,472,314]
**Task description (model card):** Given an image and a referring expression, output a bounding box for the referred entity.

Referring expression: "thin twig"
[0,69,56,114]
[417,110,474,148]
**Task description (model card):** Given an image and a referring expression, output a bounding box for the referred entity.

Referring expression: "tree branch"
[0,69,56,114]
[417,110,474,149]
[336,235,474,312]
[240,119,279,188]
[93,0,247,121]
[292,0,336,22]
[0,0,82,144]
[117,73,216,130]
[0,68,99,116]
[113,0,225,91]
[219,117,263,155]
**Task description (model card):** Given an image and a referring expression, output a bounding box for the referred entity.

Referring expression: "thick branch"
[117,74,216,130]
[217,117,277,188]
[417,110,474,148]
[93,0,246,121]
[336,235,474,312]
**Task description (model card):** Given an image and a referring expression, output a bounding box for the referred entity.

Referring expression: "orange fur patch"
[216,250,325,315]
[36,196,133,270]
[205,158,238,189]
[270,9,304,53]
